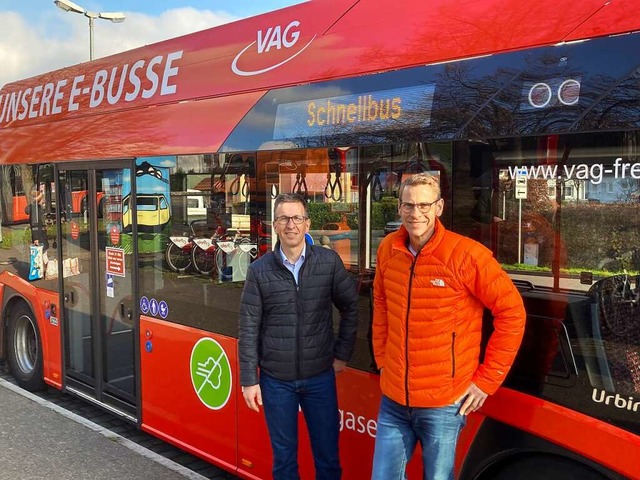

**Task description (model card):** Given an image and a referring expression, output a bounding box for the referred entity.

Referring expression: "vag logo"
[257,21,300,53]
[231,20,316,76]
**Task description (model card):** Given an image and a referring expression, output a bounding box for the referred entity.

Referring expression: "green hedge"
[307,202,354,230]
[307,195,398,230]
[562,203,640,271]
[497,202,640,272]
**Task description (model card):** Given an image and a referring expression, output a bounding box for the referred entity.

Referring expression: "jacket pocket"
[451,332,456,377]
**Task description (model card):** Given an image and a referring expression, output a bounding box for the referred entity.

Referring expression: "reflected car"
[384,219,403,235]
[187,189,208,218]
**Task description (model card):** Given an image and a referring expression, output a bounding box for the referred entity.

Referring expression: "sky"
[0,0,306,87]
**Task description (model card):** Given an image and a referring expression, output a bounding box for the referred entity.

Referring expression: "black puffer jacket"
[239,243,358,386]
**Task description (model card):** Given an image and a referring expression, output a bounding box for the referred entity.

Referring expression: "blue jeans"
[260,369,341,480]
[371,395,466,480]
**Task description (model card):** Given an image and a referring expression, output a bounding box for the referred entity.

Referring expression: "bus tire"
[6,303,45,392]
[98,198,105,218]
[485,454,608,480]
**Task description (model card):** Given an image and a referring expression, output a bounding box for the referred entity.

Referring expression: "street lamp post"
[54,0,125,61]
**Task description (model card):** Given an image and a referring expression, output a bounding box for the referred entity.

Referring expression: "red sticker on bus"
[70,221,79,240]
[110,225,120,245]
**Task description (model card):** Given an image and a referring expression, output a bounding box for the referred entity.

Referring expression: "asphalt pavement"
[0,377,210,480]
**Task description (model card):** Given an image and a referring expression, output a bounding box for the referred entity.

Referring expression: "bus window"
[0,164,58,289]
[362,142,452,268]
[137,154,258,337]
[448,134,640,292]
[451,133,640,433]
[0,165,29,225]
[255,147,380,372]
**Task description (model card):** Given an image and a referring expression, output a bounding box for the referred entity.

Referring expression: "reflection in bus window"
[362,143,452,268]
[138,154,258,337]
[451,133,640,431]
[135,195,170,232]
[588,275,640,395]
[0,165,58,288]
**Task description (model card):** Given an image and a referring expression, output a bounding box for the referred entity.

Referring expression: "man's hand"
[333,359,347,373]
[456,382,488,416]
[242,384,262,412]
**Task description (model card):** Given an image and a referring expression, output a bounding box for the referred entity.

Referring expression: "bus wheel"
[486,454,608,480]
[98,198,105,218]
[7,304,45,392]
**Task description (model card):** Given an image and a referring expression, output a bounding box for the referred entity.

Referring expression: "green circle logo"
[190,338,232,410]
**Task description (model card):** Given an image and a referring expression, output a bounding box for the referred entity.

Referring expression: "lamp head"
[99,12,126,23]
[54,0,86,14]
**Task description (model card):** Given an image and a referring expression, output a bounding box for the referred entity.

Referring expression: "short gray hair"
[398,173,441,200]
[273,193,309,217]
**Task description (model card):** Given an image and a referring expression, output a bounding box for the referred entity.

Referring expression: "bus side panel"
[335,370,383,479]
[71,191,86,214]
[0,273,62,389]
[12,195,28,223]
[236,363,421,480]
[455,411,485,476]
[139,316,238,474]
[334,371,478,479]
[236,382,271,479]
[96,192,105,214]
[565,0,640,42]
[37,288,62,389]
[480,387,640,479]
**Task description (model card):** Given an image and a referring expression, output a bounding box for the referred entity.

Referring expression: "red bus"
[1,1,639,478]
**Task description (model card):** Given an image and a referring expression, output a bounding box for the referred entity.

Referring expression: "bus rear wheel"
[7,303,45,392]
[486,454,608,480]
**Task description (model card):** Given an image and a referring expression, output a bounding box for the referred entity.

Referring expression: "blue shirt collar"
[279,244,307,266]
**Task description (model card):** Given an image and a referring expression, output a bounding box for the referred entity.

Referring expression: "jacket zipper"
[404,255,418,406]
[451,332,456,377]
[274,248,305,380]
[295,260,306,380]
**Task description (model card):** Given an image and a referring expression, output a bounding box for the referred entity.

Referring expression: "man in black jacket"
[239,193,358,480]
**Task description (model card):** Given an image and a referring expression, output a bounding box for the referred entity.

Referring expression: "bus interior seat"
[587,275,640,394]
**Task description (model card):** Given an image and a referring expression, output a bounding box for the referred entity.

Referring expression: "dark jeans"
[260,368,341,480]
[372,395,466,480]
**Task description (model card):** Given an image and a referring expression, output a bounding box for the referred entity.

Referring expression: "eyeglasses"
[399,198,441,214]
[274,215,308,225]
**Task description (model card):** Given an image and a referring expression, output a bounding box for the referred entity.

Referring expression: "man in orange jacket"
[372,173,526,480]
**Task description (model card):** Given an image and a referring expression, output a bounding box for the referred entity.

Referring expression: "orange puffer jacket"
[373,218,526,407]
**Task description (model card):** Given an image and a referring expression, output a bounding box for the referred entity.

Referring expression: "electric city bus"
[0,0,639,478]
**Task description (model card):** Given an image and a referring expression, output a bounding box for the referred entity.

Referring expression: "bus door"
[57,163,138,420]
